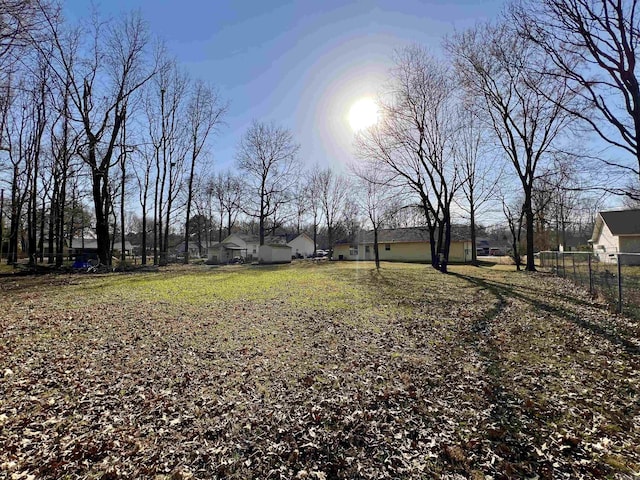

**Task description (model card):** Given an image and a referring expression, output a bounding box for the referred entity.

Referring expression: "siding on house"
[619,236,640,252]
[287,233,314,257]
[334,236,472,263]
[590,209,640,264]
[592,222,619,256]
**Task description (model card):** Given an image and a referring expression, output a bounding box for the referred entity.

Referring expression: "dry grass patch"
[0,262,638,479]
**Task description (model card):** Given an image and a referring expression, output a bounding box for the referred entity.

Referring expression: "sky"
[63,0,506,173]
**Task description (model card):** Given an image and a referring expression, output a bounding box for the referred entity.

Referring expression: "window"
[349,245,358,256]
[365,245,370,253]
[253,247,257,254]
[385,243,391,251]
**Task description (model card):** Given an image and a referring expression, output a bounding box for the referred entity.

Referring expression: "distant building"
[287,233,314,258]
[207,233,291,264]
[333,226,472,263]
[590,209,640,263]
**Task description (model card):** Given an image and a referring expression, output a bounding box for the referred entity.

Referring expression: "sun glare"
[348,97,379,132]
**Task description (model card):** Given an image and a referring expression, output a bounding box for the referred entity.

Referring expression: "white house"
[207,233,259,264]
[590,209,640,264]
[207,233,291,264]
[287,232,314,258]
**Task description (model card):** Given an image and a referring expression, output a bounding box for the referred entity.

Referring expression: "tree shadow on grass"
[446,274,550,478]
[449,271,640,478]
[456,273,640,357]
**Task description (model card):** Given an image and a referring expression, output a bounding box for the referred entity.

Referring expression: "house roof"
[600,209,640,235]
[70,238,132,250]
[590,209,640,242]
[286,232,313,244]
[351,225,472,245]
[226,233,287,245]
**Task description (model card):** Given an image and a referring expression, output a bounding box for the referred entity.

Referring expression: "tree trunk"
[373,226,380,269]
[55,174,66,268]
[47,187,56,264]
[141,212,147,265]
[470,203,477,266]
[313,213,318,254]
[38,205,45,263]
[153,153,160,265]
[183,140,197,265]
[524,188,536,271]
[440,218,451,274]
[92,168,111,267]
[0,189,4,260]
[7,165,22,264]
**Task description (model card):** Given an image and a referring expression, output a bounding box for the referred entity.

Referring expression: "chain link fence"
[539,251,640,316]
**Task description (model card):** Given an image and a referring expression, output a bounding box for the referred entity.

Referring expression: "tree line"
[1,0,638,273]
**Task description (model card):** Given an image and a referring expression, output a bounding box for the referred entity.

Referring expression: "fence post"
[588,252,593,295]
[617,254,623,314]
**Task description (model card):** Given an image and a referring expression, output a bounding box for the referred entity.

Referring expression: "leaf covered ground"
[0,262,639,479]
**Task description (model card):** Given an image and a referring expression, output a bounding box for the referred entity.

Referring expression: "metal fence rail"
[539,251,640,315]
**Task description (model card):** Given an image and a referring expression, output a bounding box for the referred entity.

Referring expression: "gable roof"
[224,233,287,245]
[600,209,640,235]
[349,225,472,245]
[69,238,132,250]
[287,232,313,244]
[591,209,640,242]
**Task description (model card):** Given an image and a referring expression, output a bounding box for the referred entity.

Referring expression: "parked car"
[230,256,245,264]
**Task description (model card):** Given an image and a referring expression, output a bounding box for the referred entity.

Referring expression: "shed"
[258,244,292,264]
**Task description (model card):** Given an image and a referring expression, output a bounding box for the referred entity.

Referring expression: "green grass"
[1,261,638,479]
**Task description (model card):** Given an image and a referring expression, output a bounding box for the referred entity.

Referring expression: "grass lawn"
[1,262,639,479]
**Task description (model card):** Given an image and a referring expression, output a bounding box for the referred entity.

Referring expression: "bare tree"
[290,178,309,236]
[501,191,525,270]
[48,74,79,267]
[315,167,349,259]
[236,120,299,246]
[447,22,574,271]
[3,86,33,264]
[37,9,156,266]
[0,0,53,66]
[220,171,243,239]
[514,0,640,192]
[305,166,324,254]
[454,111,502,265]
[356,46,462,273]
[157,61,189,265]
[183,80,226,263]
[351,164,395,269]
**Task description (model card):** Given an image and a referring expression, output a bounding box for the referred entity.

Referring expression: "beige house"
[333,226,473,263]
[287,232,314,258]
[590,209,640,264]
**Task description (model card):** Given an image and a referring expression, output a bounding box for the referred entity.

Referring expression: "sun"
[348,97,379,131]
